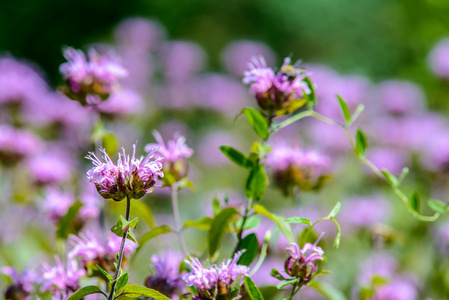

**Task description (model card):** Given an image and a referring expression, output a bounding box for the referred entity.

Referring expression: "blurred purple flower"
[96,88,144,116]
[145,251,184,297]
[339,195,390,229]
[0,125,42,166]
[376,80,425,115]
[435,221,449,254]
[366,147,407,176]
[1,266,37,300]
[161,41,206,80]
[41,257,85,300]
[251,256,284,287]
[0,56,48,106]
[41,187,75,222]
[115,18,166,51]
[105,232,137,257]
[284,234,324,282]
[428,37,449,78]
[78,182,101,220]
[192,74,249,114]
[86,144,164,200]
[373,277,418,300]
[60,47,128,105]
[358,252,398,285]
[183,251,249,300]
[222,40,276,76]
[146,130,193,163]
[27,144,76,185]
[197,131,242,166]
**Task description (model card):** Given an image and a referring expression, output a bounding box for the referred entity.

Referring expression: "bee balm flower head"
[86,144,163,201]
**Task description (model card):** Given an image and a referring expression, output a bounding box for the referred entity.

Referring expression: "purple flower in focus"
[60,47,128,105]
[428,37,449,78]
[0,125,42,166]
[183,251,249,300]
[145,252,184,297]
[284,234,325,282]
[265,141,330,195]
[222,40,276,76]
[41,257,85,300]
[145,130,193,183]
[41,187,75,222]
[243,56,311,115]
[85,144,164,201]
[1,267,37,300]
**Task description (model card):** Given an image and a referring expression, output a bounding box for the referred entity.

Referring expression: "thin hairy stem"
[108,195,131,300]
[171,182,188,256]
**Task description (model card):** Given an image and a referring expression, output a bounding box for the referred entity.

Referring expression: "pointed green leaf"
[245,165,267,201]
[244,276,264,300]
[135,225,172,255]
[254,204,293,242]
[57,201,83,239]
[285,217,312,226]
[349,104,365,125]
[115,284,170,300]
[327,202,342,219]
[428,199,447,214]
[67,286,107,300]
[381,170,398,187]
[243,107,269,140]
[96,265,113,282]
[237,233,259,266]
[355,128,368,155]
[115,272,129,294]
[336,95,351,124]
[410,191,420,213]
[270,269,288,281]
[276,278,297,289]
[220,146,253,168]
[208,207,238,257]
[304,77,316,108]
[183,217,213,231]
[130,200,155,228]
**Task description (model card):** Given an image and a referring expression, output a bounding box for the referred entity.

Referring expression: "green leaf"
[115,284,170,300]
[220,146,253,168]
[276,278,297,289]
[428,199,447,214]
[330,217,341,248]
[244,276,264,300]
[410,191,420,213]
[235,216,261,230]
[96,265,113,282]
[243,107,269,140]
[212,197,221,216]
[184,217,214,231]
[398,167,409,185]
[327,202,341,219]
[355,128,368,155]
[178,178,196,191]
[308,281,347,300]
[349,104,365,125]
[270,269,288,281]
[67,286,107,300]
[245,165,267,201]
[284,217,312,226]
[381,169,398,187]
[237,233,259,266]
[336,95,351,124]
[115,272,129,293]
[304,77,316,108]
[110,216,139,243]
[208,207,238,257]
[57,201,83,239]
[129,200,155,228]
[254,204,293,242]
[135,225,172,255]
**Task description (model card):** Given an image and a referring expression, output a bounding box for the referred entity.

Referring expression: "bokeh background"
[2,0,449,299]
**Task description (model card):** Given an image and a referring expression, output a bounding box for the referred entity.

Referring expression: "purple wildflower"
[85,144,164,201]
[114,18,166,51]
[265,141,330,195]
[144,252,184,297]
[183,251,249,300]
[41,257,85,300]
[428,37,449,78]
[376,80,425,116]
[96,88,144,117]
[145,131,193,182]
[0,125,42,166]
[40,187,74,222]
[284,234,325,282]
[161,41,206,80]
[243,56,310,115]
[1,267,37,300]
[339,195,390,230]
[60,47,128,105]
[373,277,418,300]
[68,231,136,271]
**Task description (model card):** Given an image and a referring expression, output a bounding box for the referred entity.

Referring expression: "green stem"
[233,198,254,255]
[108,195,131,300]
[171,182,188,256]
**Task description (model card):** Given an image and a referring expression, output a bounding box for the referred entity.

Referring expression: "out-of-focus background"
[2,0,449,299]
